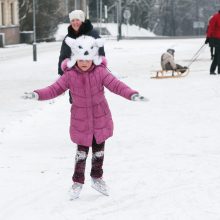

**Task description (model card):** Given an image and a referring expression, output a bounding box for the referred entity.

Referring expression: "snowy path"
[1,39,220,220]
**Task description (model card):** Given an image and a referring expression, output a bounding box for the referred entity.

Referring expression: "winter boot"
[91,177,109,196]
[69,182,83,200]
[180,66,188,73]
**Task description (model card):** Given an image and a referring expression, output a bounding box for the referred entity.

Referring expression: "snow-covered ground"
[1,38,220,220]
[55,22,155,41]
[93,22,156,37]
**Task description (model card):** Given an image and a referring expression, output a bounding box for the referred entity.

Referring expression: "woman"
[58,10,105,76]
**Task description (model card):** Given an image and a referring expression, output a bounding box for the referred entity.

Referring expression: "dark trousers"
[72,137,105,184]
[210,47,220,73]
[165,63,184,70]
[210,46,214,59]
[165,63,185,74]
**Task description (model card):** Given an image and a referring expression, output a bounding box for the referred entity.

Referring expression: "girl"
[23,35,147,200]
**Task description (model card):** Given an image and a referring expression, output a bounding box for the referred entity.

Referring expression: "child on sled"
[161,49,188,74]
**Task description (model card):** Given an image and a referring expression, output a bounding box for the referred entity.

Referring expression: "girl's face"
[77,60,93,72]
[71,19,83,32]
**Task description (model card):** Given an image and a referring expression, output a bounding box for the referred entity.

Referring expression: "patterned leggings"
[72,137,105,184]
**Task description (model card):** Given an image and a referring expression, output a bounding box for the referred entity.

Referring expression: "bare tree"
[88,0,217,36]
[18,0,63,41]
[19,0,32,26]
[152,0,216,36]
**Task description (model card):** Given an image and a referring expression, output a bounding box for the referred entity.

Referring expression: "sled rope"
[187,43,206,68]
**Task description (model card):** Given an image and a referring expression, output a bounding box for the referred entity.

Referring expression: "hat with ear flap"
[65,35,105,68]
[167,48,175,55]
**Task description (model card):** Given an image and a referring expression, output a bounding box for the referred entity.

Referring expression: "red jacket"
[207,12,220,39]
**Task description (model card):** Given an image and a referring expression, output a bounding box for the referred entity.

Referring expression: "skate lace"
[72,182,82,191]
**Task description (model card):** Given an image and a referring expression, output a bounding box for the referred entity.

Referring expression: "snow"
[55,22,155,41]
[93,22,156,37]
[1,37,220,220]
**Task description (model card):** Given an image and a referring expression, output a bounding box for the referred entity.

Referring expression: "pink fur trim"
[61,58,70,71]
[101,56,107,67]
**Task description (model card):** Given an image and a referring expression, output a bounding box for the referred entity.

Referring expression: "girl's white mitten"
[131,94,148,102]
[22,92,39,100]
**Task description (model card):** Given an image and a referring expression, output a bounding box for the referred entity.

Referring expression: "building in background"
[0,0,19,45]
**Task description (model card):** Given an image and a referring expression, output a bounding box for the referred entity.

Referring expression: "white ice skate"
[91,177,109,196]
[69,182,83,200]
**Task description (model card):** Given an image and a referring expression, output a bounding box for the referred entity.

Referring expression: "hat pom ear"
[67,54,76,68]
[94,38,105,48]
[65,37,76,48]
[93,55,102,65]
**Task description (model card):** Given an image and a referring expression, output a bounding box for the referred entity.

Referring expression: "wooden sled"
[151,68,189,79]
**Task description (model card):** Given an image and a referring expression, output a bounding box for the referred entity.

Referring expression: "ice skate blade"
[91,185,110,196]
[69,195,80,200]
[69,183,82,200]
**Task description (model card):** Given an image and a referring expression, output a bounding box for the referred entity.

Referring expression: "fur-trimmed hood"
[67,20,93,39]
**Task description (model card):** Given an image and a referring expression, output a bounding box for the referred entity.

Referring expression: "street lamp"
[117,0,122,41]
[65,0,69,14]
[100,0,102,35]
[171,0,176,36]
[33,0,37,61]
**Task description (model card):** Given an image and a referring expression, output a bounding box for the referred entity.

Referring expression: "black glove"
[205,38,209,44]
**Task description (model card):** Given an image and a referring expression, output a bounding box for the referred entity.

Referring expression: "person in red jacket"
[206,11,220,75]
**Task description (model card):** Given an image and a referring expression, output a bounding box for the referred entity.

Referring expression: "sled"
[151,68,189,79]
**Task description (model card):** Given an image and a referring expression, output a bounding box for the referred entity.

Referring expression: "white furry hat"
[65,35,105,67]
[69,10,85,22]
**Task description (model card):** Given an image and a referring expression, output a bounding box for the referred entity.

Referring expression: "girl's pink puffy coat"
[35,65,138,146]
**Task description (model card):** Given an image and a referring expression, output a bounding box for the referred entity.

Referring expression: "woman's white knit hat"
[69,10,85,22]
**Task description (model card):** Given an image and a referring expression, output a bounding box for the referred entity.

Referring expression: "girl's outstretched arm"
[101,67,148,101]
[23,73,70,101]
